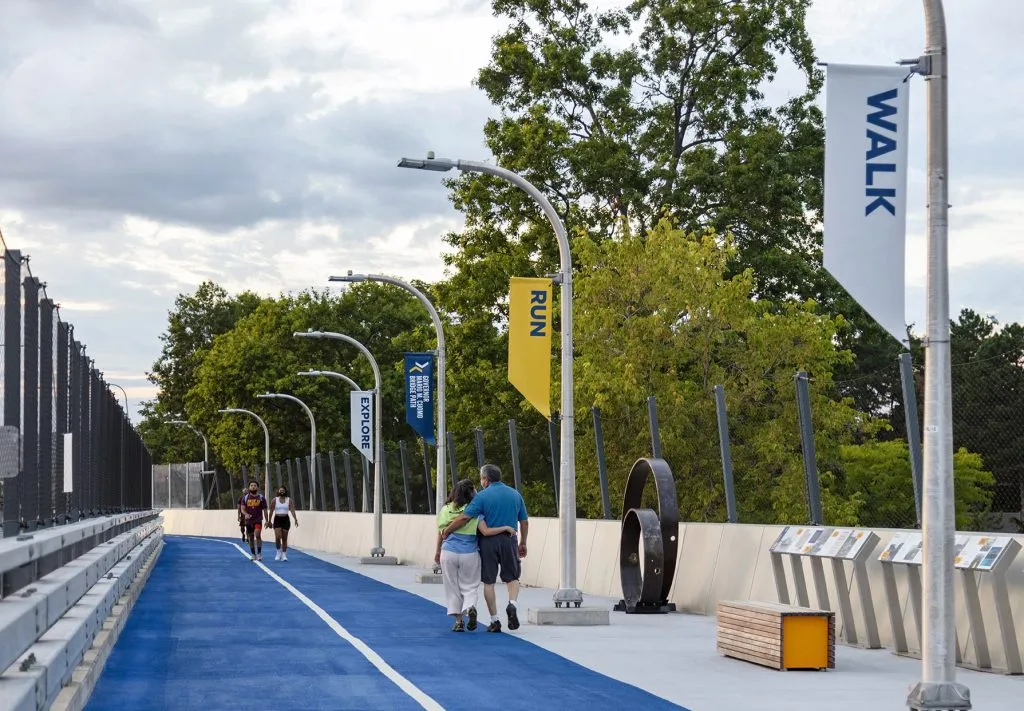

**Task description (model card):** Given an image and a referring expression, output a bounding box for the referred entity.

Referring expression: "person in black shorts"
[270,486,298,561]
[441,464,529,633]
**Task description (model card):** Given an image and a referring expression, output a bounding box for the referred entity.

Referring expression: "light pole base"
[552,587,584,608]
[907,681,971,710]
[360,551,399,566]
[528,606,610,626]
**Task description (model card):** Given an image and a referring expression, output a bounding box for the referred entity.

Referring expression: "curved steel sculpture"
[615,457,679,614]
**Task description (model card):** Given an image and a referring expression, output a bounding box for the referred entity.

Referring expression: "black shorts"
[273,514,291,531]
[479,533,520,585]
[244,520,263,535]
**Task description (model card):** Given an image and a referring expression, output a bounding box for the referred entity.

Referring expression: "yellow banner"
[508,277,552,418]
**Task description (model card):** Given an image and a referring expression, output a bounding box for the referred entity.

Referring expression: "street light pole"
[217,409,270,498]
[329,272,447,514]
[169,419,208,509]
[298,369,371,511]
[294,330,392,561]
[905,1,970,709]
[256,393,317,511]
[398,154,583,608]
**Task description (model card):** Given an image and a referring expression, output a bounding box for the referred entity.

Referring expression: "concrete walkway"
[303,549,1023,711]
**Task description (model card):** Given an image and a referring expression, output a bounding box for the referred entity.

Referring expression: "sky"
[1,0,1022,420]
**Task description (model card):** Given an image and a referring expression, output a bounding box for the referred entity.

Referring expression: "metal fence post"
[795,372,824,525]
[293,458,307,511]
[399,441,412,513]
[899,352,924,527]
[548,414,560,510]
[474,427,485,467]
[285,460,297,509]
[713,385,739,524]
[421,440,434,514]
[55,321,69,523]
[1,250,22,536]
[328,451,341,512]
[647,395,663,459]
[508,419,523,493]
[22,277,40,529]
[39,297,54,526]
[446,431,458,489]
[341,450,355,512]
[592,406,612,520]
[313,454,327,512]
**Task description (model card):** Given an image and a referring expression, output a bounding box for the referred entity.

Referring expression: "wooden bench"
[717,600,835,671]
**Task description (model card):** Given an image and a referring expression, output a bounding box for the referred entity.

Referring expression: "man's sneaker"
[281,552,288,561]
[257,554,262,561]
[486,620,502,633]
[452,619,465,632]
[466,606,478,631]
[506,603,520,631]
[274,551,281,561]
[250,554,256,561]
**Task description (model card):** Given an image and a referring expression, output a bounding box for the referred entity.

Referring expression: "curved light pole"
[169,419,208,509]
[298,369,371,511]
[902,2,969,709]
[110,383,130,424]
[294,329,391,561]
[257,393,317,512]
[329,271,447,514]
[217,409,270,497]
[398,154,583,609]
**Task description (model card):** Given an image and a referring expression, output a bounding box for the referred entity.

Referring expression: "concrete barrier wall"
[161,510,1024,669]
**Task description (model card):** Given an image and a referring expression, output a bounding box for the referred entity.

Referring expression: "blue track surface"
[85,536,689,711]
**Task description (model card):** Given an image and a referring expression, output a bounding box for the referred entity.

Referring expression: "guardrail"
[0,511,162,711]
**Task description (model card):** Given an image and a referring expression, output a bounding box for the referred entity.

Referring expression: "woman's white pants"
[440,549,481,615]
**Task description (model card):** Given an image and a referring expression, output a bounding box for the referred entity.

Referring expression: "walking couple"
[436,464,528,633]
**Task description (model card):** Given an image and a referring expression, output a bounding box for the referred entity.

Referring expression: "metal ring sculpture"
[618,457,679,613]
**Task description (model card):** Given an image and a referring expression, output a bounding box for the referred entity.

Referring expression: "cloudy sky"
[1,0,1021,419]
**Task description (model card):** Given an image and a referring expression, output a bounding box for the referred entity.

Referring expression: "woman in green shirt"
[435,478,515,631]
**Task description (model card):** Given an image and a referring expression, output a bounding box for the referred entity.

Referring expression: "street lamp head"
[256,393,275,400]
[294,329,322,339]
[397,156,456,172]
[328,272,367,283]
[297,370,323,377]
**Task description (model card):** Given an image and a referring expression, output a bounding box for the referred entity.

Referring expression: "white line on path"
[192,536,445,711]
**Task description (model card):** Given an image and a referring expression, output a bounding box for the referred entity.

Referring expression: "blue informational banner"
[404,353,435,445]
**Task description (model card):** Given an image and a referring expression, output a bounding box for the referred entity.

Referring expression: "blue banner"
[404,352,435,445]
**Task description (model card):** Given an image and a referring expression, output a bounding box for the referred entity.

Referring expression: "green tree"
[836,440,995,530]
[183,285,437,510]
[138,281,264,463]
[571,219,871,524]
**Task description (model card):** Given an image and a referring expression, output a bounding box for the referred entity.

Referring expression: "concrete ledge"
[414,573,443,584]
[527,606,611,626]
[359,555,400,566]
[50,538,164,711]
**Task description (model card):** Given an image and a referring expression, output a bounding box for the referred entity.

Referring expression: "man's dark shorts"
[479,532,520,584]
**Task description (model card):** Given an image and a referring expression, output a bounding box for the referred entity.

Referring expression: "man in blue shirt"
[441,464,529,632]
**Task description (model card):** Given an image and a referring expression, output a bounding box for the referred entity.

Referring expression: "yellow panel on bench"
[782,614,829,670]
[717,600,835,671]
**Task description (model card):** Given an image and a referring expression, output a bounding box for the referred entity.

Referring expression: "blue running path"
[85,536,689,711]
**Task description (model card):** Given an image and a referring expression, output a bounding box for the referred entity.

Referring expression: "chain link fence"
[0,241,151,538]
[157,355,1023,534]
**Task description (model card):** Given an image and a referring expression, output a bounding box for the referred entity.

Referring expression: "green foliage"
[836,440,996,530]
[571,219,873,524]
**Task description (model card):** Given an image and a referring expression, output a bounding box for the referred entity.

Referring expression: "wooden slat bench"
[717,600,835,671]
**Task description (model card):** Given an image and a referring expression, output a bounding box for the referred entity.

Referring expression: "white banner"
[350,391,374,462]
[63,433,74,492]
[824,63,910,344]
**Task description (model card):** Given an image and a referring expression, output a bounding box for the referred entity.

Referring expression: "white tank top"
[273,497,290,515]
